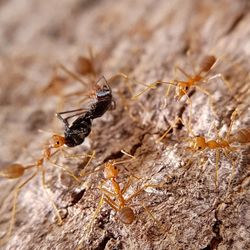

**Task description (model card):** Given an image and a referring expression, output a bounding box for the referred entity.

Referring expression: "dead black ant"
[56,76,115,147]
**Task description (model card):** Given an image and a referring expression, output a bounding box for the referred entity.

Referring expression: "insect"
[56,76,115,147]
[43,47,133,105]
[186,109,244,190]
[0,134,92,245]
[86,152,163,234]
[132,54,232,117]
[42,46,97,97]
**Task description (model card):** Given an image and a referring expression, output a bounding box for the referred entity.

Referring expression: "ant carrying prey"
[0,134,94,245]
[56,76,115,147]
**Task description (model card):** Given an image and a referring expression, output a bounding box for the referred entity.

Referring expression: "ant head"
[103,161,119,179]
[96,84,111,99]
[192,136,206,150]
[51,135,65,148]
[118,207,135,224]
[175,82,189,99]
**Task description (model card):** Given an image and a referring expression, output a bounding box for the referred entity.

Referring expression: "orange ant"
[185,109,246,190]
[0,134,94,245]
[132,54,233,118]
[42,46,97,97]
[84,151,164,236]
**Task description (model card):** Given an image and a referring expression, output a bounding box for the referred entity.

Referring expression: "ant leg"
[215,149,220,192]
[126,183,164,203]
[108,72,136,96]
[222,149,237,196]
[48,160,80,183]
[121,176,133,194]
[96,75,108,85]
[174,65,192,79]
[78,194,105,246]
[56,108,88,126]
[83,151,96,169]
[132,81,160,100]
[0,170,38,245]
[156,116,186,143]
[61,148,95,160]
[110,72,166,100]
[142,203,165,231]
[185,94,193,131]
[87,194,104,231]
[56,108,88,116]
[41,167,63,225]
[57,63,88,87]
[195,85,217,117]
[208,73,234,93]
[103,195,119,211]
[226,108,239,140]
[101,187,116,196]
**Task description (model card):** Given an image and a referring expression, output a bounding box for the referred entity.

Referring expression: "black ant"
[56,76,115,147]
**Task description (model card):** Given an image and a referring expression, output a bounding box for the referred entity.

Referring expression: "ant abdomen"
[118,207,135,224]
[229,128,250,144]
[199,55,216,72]
[64,117,92,147]
[0,163,25,179]
[75,56,94,76]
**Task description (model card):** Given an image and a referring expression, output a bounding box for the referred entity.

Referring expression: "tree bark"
[0,0,249,249]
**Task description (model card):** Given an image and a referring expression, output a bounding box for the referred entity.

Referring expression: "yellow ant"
[0,134,94,245]
[43,47,134,105]
[186,109,245,191]
[132,54,234,119]
[156,108,247,192]
[84,150,164,237]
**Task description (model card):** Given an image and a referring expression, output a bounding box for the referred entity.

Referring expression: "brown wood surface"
[0,0,249,249]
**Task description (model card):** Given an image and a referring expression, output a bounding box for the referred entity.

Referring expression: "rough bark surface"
[0,0,249,250]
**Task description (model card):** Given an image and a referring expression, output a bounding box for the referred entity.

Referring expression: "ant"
[42,46,97,97]
[56,76,115,147]
[132,54,233,118]
[0,134,93,245]
[185,109,246,191]
[86,151,164,234]
[43,47,133,105]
